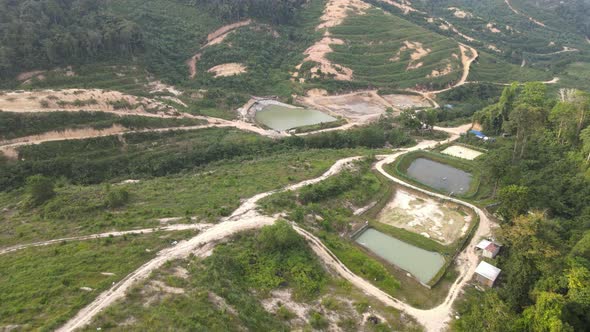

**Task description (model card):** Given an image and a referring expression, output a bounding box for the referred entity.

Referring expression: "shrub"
[105,188,130,208]
[26,175,55,206]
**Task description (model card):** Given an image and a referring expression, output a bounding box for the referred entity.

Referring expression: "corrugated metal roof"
[476,239,492,250]
[475,261,501,281]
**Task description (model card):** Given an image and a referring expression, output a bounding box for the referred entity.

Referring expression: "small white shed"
[475,261,501,287]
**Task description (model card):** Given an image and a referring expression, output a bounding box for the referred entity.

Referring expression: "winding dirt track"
[48,123,495,332]
[55,156,361,332]
[504,0,546,27]
[0,224,214,256]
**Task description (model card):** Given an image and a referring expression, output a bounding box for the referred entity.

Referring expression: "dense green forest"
[453,83,590,331]
[0,0,143,77]
[195,0,307,24]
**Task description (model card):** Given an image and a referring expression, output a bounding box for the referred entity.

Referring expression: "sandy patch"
[428,62,453,78]
[379,0,423,15]
[207,63,247,77]
[306,88,329,97]
[448,7,472,19]
[208,292,238,315]
[391,41,431,70]
[147,81,182,96]
[381,94,432,109]
[317,0,369,30]
[298,90,396,123]
[0,89,179,116]
[301,37,353,80]
[487,44,501,53]
[486,23,501,33]
[378,189,471,245]
[17,70,45,81]
[206,20,252,47]
[187,53,202,79]
[441,145,483,160]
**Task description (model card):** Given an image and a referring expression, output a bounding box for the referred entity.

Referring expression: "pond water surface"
[355,228,445,284]
[255,105,336,131]
[406,158,472,195]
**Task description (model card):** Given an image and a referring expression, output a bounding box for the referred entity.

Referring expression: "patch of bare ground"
[207,63,247,77]
[317,0,369,29]
[381,94,432,109]
[487,44,501,53]
[208,292,239,316]
[16,70,45,81]
[378,0,424,15]
[428,62,453,78]
[206,20,252,47]
[294,0,369,81]
[448,7,472,19]
[486,23,501,33]
[0,89,179,116]
[504,0,546,27]
[300,37,353,80]
[186,20,252,79]
[391,41,431,70]
[298,90,397,124]
[377,189,472,245]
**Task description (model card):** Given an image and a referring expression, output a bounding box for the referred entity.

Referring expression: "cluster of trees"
[0,0,143,78]
[190,0,307,24]
[0,123,412,191]
[454,84,590,331]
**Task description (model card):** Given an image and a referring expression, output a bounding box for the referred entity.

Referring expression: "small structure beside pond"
[474,261,501,287]
[475,239,501,258]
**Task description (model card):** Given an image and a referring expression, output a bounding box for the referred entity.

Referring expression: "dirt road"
[504,0,546,27]
[56,155,361,331]
[18,123,487,332]
[0,224,214,256]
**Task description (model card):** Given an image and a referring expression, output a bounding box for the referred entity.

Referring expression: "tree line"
[453,83,590,331]
[0,0,143,78]
[187,0,307,24]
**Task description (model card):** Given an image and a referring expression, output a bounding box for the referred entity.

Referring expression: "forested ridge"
[453,84,590,331]
[0,0,143,78]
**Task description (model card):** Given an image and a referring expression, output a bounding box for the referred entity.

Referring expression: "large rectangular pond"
[406,158,472,195]
[355,228,445,284]
[255,105,337,131]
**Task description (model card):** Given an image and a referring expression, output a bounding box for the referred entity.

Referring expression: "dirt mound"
[448,7,472,19]
[379,0,423,15]
[428,62,453,78]
[0,89,179,116]
[317,0,369,30]
[207,63,247,77]
[17,70,45,81]
[301,37,353,81]
[381,94,432,109]
[486,23,501,33]
[206,20,252,46]
[299,91,395,124]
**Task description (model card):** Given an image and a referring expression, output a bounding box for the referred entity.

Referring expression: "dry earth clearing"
[381,94,432,109]
[294,0,369,81]
[187,20,252,79]
[441,145,483,160]
[207,63,247,77]
[298,90,397,124]
[0,89,179,116]
[377,189,471,245]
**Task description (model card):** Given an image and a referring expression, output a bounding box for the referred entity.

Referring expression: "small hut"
[476,239,501,258]
[475,261,501,287]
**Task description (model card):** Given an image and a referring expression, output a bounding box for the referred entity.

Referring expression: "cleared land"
[325,8,462,90]
[377,189,471,245]
[441,145,483,160]
[298,90,397,124]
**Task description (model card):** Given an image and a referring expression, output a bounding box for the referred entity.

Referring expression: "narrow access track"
[56,156,361,332]
[0,223,214,256]
[11,124,488,332]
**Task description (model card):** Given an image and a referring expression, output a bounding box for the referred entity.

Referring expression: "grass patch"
[0,148,372,247]
[0,231,193,330]
[0,111,206,140]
